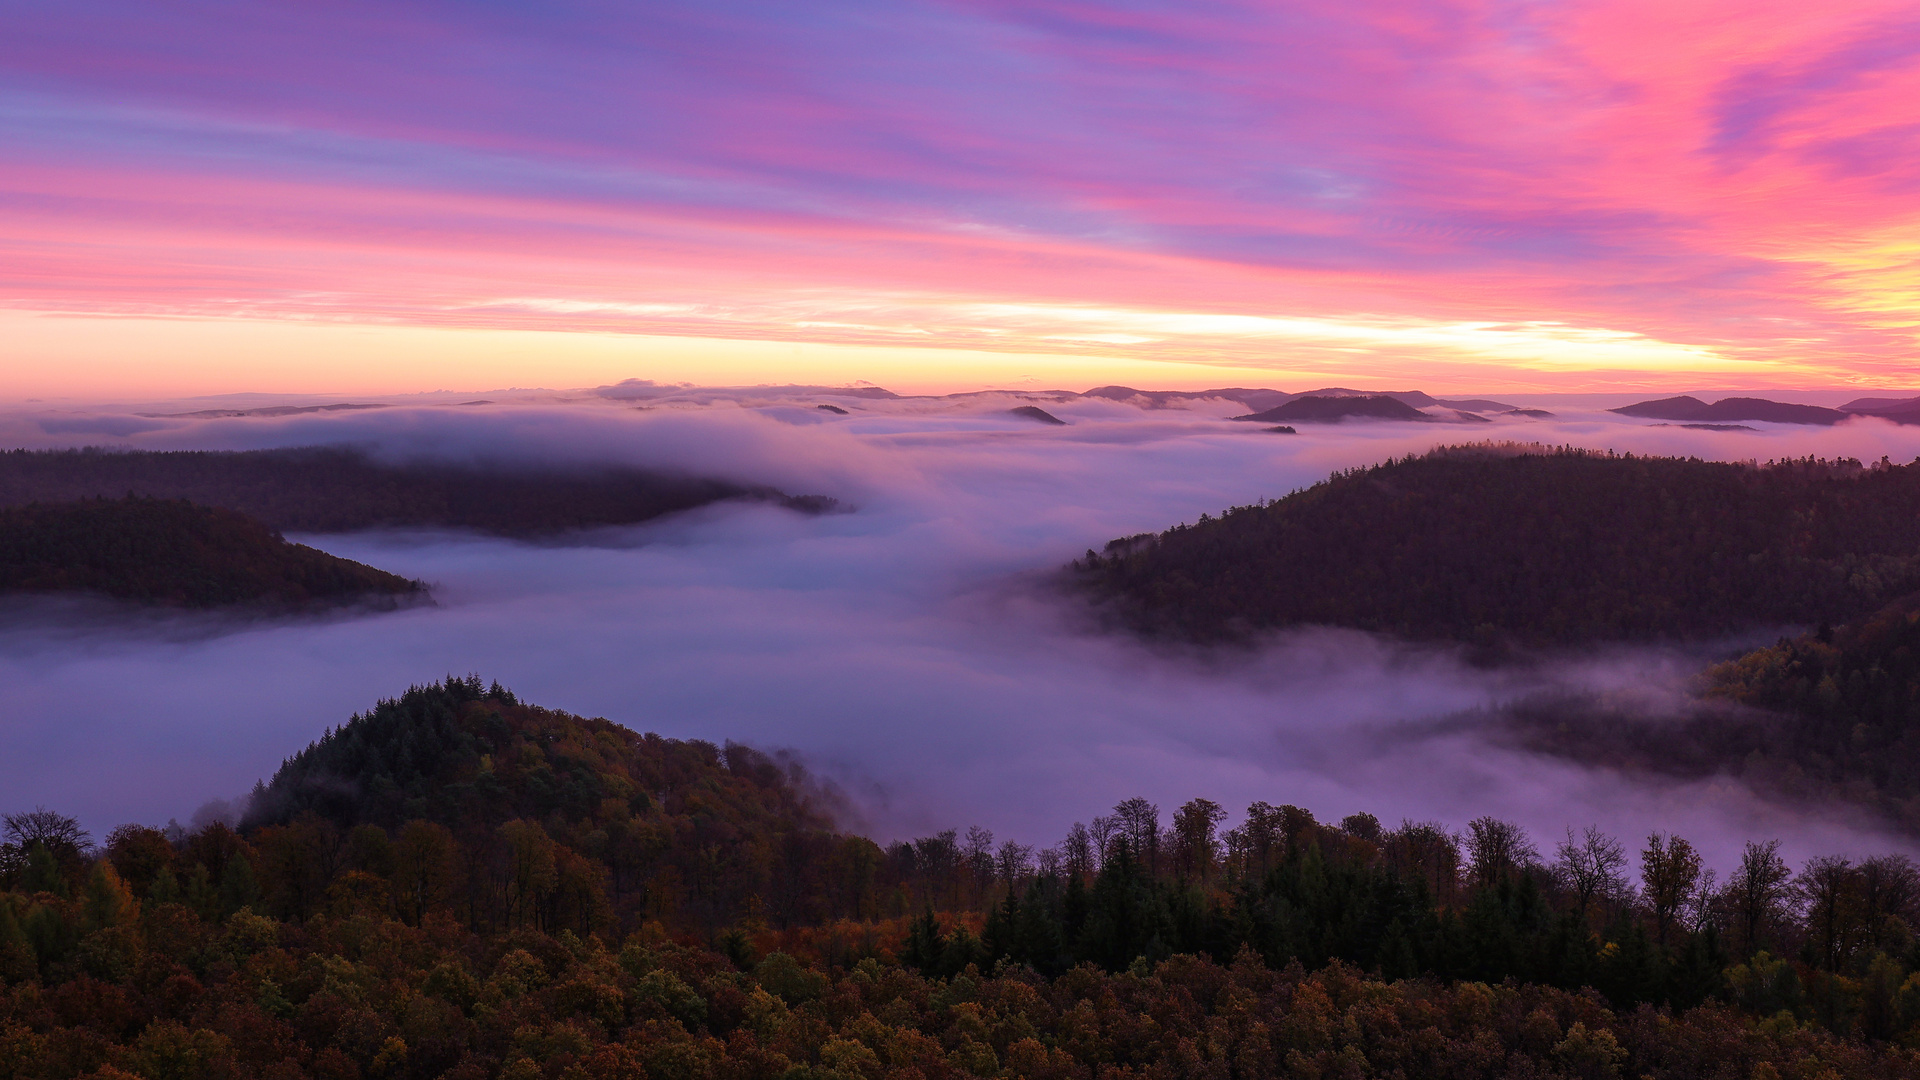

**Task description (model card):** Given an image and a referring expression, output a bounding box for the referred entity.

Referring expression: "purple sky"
[4,0,1919,395]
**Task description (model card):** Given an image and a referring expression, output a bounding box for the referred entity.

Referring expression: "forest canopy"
[0,497,422,608]
[1482,588,1920,835]
[1071,445,1920,646]
[5,678,1920,1077]
[0,447,835,537]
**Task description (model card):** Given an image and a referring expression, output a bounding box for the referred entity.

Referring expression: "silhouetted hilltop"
[149,402,390,419]
[1612,395,1848,425]
[244,675,856,927]
[1008,405,1066,425]
[1233,394,1431,423]
[1842,394,1920,425]
[247,678,837,838]
[0,446,833,536]
[1296,387,1515,411]
[1072,447,1920,645]
[1079,385,1292,411]
[0,496,421,608]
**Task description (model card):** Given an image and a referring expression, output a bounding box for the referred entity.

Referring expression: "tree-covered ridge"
[8,680,1920,1075]
[0,497,422,608]
[1705,593,1920,809]
[0,447,835,537]
[244,678,862,932]
[1470,590,1920,834]
[1071,446,1920,645]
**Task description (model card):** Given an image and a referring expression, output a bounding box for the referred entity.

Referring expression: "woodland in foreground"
[4,679,1920,1078]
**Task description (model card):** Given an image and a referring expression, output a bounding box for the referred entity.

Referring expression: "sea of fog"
[6,392,1920,871]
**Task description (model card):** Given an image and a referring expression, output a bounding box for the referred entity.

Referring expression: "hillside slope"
[1072,446,1920,645]
[0,497,421,608]
[0,447,834,536]
[243,677,861,928]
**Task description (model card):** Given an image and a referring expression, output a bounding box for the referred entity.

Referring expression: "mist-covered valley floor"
[8,390,1920,869]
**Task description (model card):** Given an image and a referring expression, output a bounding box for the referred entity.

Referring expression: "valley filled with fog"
[6,390,1920,869]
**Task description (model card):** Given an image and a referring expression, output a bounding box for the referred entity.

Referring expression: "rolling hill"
[1071,446,1920,645]
[0,446,834,537]
[1610,395,1849,425]
[0,496,422,608]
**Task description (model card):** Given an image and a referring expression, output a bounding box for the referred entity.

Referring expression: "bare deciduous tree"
[1555,826,1629,916]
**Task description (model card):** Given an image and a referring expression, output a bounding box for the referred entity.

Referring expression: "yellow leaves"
[821,1036,884,1080]
[81,863,138,934]
[744,986,792,1041]
[632,968,708,1029]
[486,949,551,1004]
[219,908,279,961]
[120,1020,232,1080]
[883,1027,945,1070]
[947,1036,999,1078]
[369,1035,408,1078]
[1278,981,1336,1053]
[946,1002,993,1048]
[1550,1022,1626,1080]
[551,971,628,1032]
[1518,1007,1563,1055]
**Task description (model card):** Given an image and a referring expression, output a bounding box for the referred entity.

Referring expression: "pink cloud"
[2,0,1917,387]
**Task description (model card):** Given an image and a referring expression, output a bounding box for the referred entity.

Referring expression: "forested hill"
[1700,592,1920,823]
[1478,592,1920,834]
[1072,446,1920,645]
[0,446,835,536]
[244,677,856,929]
[9,680,1920,1075]
[0,497,421,608]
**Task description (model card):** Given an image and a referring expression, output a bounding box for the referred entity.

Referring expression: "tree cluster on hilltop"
[0,497,422,608]
[0,447,833,537]
[5,681,1920,1077]
[1070,446,1920,646]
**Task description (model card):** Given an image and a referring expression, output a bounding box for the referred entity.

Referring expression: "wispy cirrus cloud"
[2,0,1917,391]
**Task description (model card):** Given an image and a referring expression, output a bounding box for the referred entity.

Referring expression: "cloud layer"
[6,397,1920,874]
[3,1,1919,390]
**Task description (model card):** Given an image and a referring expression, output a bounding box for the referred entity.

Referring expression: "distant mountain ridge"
[1231,395,1494,425]
[590,380,1518,414]
[1841,394,1920,425]
[1610,395,1849,425]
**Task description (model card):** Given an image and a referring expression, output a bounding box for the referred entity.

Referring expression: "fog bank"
[6,394,1920,872]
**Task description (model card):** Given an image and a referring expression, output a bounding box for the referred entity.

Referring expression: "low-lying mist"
[7,393,1920,872]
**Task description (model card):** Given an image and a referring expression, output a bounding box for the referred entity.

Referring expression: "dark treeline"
[0,497,422,608]
[0,447,835,537]
[1071,445,1920,646]
[5,680,1920,1077]
[1482,588,1920,834]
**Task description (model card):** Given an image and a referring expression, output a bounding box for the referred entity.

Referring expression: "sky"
[5,0,1919,397]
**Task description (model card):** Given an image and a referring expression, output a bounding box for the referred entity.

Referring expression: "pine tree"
[219,854,261,916]
[901,908,946,975]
